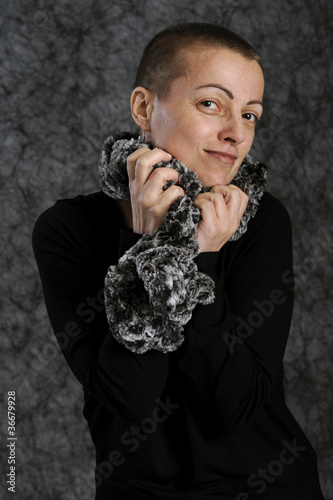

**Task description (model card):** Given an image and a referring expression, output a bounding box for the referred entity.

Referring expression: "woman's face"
[146,46,264,187]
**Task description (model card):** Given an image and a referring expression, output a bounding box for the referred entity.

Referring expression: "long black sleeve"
[32,192,170,424]
[179,192,294,428]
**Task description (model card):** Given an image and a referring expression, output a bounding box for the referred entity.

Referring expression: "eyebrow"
[196,84,264,109]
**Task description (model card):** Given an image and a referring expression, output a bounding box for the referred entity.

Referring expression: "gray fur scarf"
[99,132,267,354]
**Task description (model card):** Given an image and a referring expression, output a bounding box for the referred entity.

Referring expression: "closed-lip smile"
[204,149,238,165]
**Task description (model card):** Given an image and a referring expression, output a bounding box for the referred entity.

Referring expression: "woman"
[33,23,324,499]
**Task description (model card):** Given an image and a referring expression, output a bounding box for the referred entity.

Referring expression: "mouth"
[204,150,238,166]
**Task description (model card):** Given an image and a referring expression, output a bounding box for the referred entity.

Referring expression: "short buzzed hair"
[134,22,263,100]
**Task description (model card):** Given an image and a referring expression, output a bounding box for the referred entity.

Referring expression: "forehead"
[174,44,264,98]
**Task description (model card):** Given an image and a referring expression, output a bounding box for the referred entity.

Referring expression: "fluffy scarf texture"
[99,131,267,354]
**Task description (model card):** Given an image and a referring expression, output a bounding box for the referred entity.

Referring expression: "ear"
[130,87,154,132]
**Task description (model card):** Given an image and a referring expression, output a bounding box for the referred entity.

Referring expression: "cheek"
[234,133,255,171]
[154,118,196,156]
[243,130,255,153]
[172,121,213,156]
[150,106,177,144]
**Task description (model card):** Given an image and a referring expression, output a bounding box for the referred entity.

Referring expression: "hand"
[127,147,185,234]
[194,185,249,253]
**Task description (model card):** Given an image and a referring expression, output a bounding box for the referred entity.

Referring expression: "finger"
[154,185,185,216]
[145,167,180,195]
[225,186,249,220]
[142,171,183,209]
[239,191,249,216]
[224,190,243,224]
[211,184,244,197]
[127,148,172,186]
[127,147,150,184]
[194,191,227,209]
[195,191,244,239]
[194,193,228,222]
[211,185,248,219]
[210,184,236,203]
[194,198,216,225]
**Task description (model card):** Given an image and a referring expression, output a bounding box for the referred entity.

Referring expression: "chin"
[205,174,230,187]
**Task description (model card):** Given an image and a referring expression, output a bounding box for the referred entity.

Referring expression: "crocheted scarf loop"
[99,132,267,354]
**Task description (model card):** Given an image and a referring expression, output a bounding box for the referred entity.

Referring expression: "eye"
[200,100,219,110]
[243,112,259,123]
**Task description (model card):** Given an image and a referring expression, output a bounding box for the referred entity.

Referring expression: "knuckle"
[127,147,146,162]
[126,152,136,164]
[152,167,165,177]
[170,185,184,197]
[195,193,205,201]
[135,156,146,169]
[162,166,178,178]
[199,197,210,207]
[157,166,173,176]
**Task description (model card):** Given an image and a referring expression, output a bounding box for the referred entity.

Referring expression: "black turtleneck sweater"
[32,190,324,499]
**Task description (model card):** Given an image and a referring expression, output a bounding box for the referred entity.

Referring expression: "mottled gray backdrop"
[1,0,332,498]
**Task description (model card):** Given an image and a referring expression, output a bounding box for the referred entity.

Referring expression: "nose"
[218,115,246,145]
